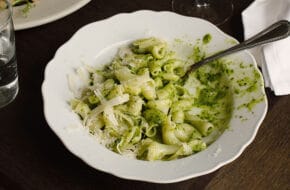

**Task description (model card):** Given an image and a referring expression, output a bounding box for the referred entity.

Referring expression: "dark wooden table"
[0,0,289,189]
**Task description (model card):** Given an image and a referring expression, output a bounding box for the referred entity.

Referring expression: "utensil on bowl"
[185,20,290,75]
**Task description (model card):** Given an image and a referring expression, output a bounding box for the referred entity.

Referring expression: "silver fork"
[185,20,290,75]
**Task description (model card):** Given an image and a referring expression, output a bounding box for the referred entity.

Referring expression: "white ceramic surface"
[41,10,268,183]
[13,0,91,30]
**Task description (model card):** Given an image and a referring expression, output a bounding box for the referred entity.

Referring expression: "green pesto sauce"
[174,38,183,44]
[186,35,263,126]
[202,34,212,45]
[235,66,262,95]
[188,59,233,131]
[235,115,248,122]
[226,39,239,45]
[143,109,165,125]
[238,97,264,111]
[190,45,206,63]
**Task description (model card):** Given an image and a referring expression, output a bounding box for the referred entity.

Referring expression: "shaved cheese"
[89,94,129,117]
[118,47,133,60]
[76,67,90,84]
[94,89,105,103]
[103,107,118,127]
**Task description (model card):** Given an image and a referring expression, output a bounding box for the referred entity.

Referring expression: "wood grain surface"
[0,0,289,189]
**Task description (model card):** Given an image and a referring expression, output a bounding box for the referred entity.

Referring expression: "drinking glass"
[172,0,234,26]
[0,0,18,108]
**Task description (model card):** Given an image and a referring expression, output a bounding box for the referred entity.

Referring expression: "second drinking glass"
[172,0,234,26]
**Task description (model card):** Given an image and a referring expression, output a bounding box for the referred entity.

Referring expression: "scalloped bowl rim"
[41,10,268,183]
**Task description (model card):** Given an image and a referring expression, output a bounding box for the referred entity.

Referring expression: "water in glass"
[0,1,18,108]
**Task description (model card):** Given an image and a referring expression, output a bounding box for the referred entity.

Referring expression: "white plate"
[42,10,268,183]
[13,0,91,30]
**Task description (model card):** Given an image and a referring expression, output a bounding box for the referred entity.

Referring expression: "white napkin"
[242,0,290,95]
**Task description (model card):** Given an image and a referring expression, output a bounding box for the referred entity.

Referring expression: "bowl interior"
[42,10,267,183]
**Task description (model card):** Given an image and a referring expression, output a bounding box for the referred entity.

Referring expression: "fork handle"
[187,20,290,73]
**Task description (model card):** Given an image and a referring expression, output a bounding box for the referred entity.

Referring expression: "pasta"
[70,37,233,161]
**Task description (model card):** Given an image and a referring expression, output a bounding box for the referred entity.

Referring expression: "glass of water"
[0,0,18,108]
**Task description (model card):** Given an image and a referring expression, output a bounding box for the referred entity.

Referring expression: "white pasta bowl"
[42,10,268,183]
